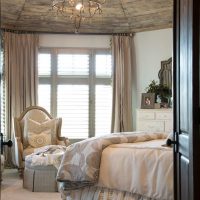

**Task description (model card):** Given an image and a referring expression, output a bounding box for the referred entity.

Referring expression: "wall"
[134,28,173,108]
[132,28,173,129]
[39,34,111,48]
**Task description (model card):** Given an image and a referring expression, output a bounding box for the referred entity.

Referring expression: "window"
[0,50,5,135]
[38,49,112,140]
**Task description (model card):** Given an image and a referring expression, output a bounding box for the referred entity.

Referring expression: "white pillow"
[24,118,58,148]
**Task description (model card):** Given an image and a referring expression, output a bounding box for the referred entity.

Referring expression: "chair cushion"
[24,118,58,148]
[20,109,52,148]
[23,147,35,160]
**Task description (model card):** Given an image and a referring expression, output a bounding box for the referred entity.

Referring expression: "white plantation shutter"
[0,78,5,134]
[58,54,89,75]
[38,84,51,113]
[96,54,112,77]
[38,53,51,76]
[38,52,51,113]
[57,85,89,139]
[95,53,112,136]
[38,49,112,140]
[1,51,5,134]
[95,85,112,136]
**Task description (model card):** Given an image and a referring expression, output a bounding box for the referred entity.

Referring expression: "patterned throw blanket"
[26,145,67,169]
[57,132,168,190]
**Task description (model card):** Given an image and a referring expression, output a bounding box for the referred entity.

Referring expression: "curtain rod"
[1,29,35,34]
[1,28,134,36]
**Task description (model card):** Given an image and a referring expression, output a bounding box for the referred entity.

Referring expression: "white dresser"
[136,109,173,133]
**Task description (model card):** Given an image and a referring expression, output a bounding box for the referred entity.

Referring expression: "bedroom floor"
[1,169,61,200]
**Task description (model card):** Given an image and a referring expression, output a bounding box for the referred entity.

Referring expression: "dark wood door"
[173,0,200,199]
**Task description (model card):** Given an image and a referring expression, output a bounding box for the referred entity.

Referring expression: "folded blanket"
[57,132,168,190]
[26,145,67,169]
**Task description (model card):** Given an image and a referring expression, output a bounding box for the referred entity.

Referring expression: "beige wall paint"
[132,28,173,130]
[39,34,111,48]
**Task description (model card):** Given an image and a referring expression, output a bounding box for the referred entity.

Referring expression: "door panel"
[179,0,189,132]
[179,134,189,158]
[180,156,189,200]
[174,0,200,199]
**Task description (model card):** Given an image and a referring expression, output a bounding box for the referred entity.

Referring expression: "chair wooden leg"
[18,168,24,179]
[0,155,5,182]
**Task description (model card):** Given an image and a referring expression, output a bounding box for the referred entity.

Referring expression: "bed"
[56,132,173,200]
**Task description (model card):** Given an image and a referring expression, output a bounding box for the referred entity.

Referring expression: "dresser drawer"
[165,120,173,133]
[137,112,155,120]
[156,112,172,120]
[137,121,164,132]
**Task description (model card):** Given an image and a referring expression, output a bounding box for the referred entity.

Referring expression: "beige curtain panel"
[111,36,133,132]
[4,32,39,166]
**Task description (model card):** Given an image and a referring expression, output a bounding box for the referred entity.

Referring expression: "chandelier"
[52,0,106,32]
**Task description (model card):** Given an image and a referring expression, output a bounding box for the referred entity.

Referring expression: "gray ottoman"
[23,159,58,192]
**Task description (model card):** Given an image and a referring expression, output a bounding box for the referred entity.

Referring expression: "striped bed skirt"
[60,186,156,200]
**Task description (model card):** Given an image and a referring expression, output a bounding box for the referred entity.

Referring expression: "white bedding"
[25,145,67,169]
[97,139,173,200]
[58,133,173,200]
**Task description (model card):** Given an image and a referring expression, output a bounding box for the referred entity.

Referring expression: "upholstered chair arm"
[14,137,24,169]
[57,136,70,146]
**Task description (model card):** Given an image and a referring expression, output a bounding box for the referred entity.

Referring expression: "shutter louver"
[38,85,51,113]
[95,85,112,136]
[58,54,89,75]
[38,53,51,113]
[96,55,112,77]
[38,53,51,76]
[0,51,5,134]
[57,85,89,139]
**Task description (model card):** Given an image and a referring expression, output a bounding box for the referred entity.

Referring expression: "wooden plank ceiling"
[1,0,173,34]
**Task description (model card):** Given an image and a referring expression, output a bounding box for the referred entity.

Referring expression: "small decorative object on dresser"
[145,80,172,108]
[154,103,161,109]
[141,93,155,109]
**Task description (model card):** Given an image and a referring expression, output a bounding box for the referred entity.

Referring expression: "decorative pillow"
[24,118,58,148]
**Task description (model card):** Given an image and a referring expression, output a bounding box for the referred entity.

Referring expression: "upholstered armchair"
[14,106,69,172]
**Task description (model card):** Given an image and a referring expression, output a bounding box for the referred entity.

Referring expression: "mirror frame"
[158,57,172,89]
